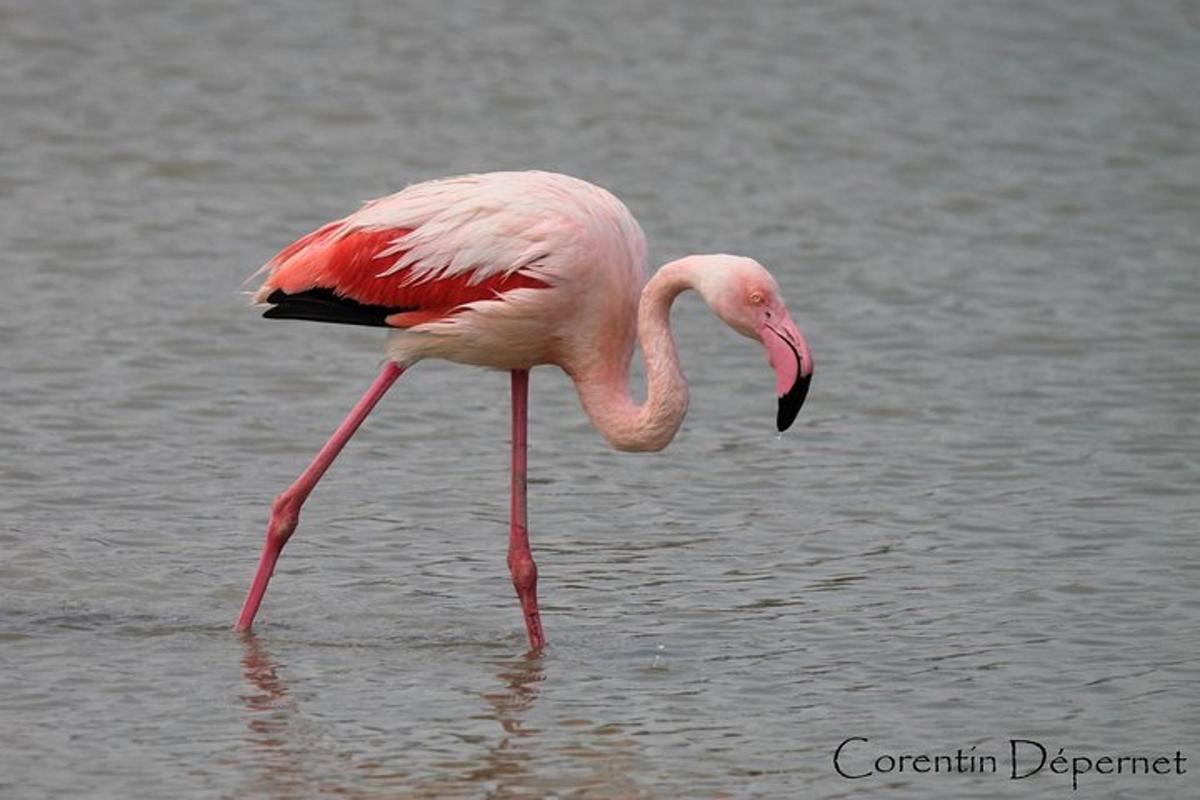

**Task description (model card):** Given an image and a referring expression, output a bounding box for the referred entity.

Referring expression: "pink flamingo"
[235,171,813,648]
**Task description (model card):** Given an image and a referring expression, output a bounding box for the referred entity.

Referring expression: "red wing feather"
[260,225,548,327]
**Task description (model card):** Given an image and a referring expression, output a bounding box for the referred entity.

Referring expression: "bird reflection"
[462,652,545,786]
[239,632,290,715]
[237,632,317,797]
[236,634,648,797]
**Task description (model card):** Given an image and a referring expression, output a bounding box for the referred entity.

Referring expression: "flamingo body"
[237,171,813,647]
[257,172,645,373]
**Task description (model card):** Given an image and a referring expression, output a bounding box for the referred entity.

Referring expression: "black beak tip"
[776,371,812,432]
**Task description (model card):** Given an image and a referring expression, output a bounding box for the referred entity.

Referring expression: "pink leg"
[234,361,406,631]
[508,369,545,650]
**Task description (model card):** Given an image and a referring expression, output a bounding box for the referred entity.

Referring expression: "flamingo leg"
[508,369,545,650]
[234,361,406,631]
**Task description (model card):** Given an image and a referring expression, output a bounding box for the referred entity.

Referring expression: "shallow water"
[2,1,1198,798]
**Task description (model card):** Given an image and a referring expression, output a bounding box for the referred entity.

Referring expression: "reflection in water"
[465,652,543,787]
[236,636,650,798]
[238,632,324,797]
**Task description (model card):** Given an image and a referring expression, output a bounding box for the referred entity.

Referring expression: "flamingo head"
[695,255,814,431]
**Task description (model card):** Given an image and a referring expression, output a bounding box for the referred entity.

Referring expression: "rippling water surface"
[2,1,1198,798]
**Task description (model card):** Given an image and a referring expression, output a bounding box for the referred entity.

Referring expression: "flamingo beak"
[759,311,813,431]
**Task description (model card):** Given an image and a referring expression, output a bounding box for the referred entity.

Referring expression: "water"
[2,1,1198,797]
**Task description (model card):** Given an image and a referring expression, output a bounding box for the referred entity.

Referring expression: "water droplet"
[651,643,667,669]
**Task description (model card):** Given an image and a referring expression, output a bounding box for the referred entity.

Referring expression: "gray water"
[2,1,1198,798]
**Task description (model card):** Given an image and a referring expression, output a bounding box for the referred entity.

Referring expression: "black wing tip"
[260,287,415,328]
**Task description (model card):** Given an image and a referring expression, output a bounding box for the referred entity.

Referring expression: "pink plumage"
[254,178,563,324]
[236,171,813,648]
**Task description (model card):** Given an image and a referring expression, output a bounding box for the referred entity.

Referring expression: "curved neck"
[572,259,697,452]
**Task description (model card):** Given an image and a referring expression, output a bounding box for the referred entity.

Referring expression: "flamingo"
[234,171,813,649]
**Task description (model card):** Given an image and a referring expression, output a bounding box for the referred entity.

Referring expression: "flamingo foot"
[234,493,299,631]
[509,544,545,650]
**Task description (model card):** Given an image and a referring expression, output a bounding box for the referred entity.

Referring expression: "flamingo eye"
[750,292,765,306]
